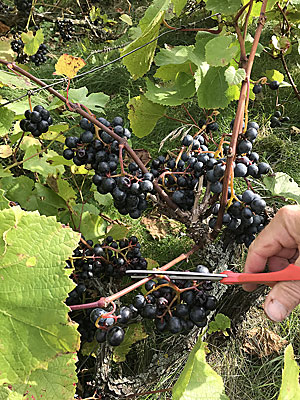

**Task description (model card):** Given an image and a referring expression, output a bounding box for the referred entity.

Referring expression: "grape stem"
[69,243,202,310]
[211,0,268,238]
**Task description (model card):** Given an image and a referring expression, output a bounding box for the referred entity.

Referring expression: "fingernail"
[264,299,289,322]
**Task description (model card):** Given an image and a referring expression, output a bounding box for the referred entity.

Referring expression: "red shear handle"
[220,263,300,285]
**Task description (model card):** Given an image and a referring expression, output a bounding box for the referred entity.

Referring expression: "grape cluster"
[207,120,269,247]
[56,19,75,41]
[63,116,152,219]
[11,38,24,54]
[19,105,53,137]
[66,235,147,304]
[29,43,48,66]
[270,110,290,128]
[209,191,267,247]
[66,235,146,346]
[133,264,217,334]
[14,0,32,14]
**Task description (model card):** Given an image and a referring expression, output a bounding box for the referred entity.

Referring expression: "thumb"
[264,279,300,322]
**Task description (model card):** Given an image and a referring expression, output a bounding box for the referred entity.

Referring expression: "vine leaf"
[0,40,15,62]
[208,314,231,336]
[1,353,78,400]
[155,45,195,66]
[278,344,300,400]
[68,87,109,113]
[113,323,148,362]
[0,107,15,137]
[205,36,239,67]
[145,73,195,106]
[27,183,69,217]
[171,0,188,16]
[197,66,229,109]
[172,338,229,400]
[107,224,130,240]
[263,172,300,204]
[127,95,165,138]
[120,0,170,79]
[23,147,65,177]
[46,175,76,203]
[225,66,246,86]
[206,0,242,15]
[0,70,34,89]
[0,189,9,210]
[0,207,80,391]
[70,203,107,242]
[0,144,12,158]
[55,54,86,79]
[155,62,196,82]
[265,69,284,83]
[21,29,44,56]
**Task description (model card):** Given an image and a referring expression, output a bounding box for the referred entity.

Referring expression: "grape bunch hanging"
[56,19,75,41]
[14,0,32,14]
[67,237,217,347]
[63,116,151,219]
[19,105,53,137]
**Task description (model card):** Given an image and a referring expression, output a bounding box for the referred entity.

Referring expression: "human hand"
[243,205,300,321]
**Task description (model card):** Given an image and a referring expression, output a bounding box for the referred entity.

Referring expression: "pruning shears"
[126,263,300,285]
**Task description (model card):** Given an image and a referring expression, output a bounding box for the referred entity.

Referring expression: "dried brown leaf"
[242,327,287,358]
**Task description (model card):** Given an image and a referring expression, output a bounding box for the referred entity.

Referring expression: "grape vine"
[0,0,299,398]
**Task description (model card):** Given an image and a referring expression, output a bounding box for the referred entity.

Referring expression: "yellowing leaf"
[0,145,12,158]
[21,29,44,56]
[55,54,86,79]
[119,14,133,25]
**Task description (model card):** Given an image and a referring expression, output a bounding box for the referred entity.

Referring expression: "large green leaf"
[192,31,218,66]
[0,207,80,387]
[127,95,165,138]
[155,45,195,66]
[224,66,246,85]
[120,0,170,79]
[278,344,300,400]
[26,183,68,217]
[263,172,300,203]
[0,107,15,138]
[172,338,229,400]
[205,36,238,67]
[23,147,65,177]
[197,67,229,109]
[145,73,195,106]
[206,0,242,15]
[0,176,35,207]
[70,203,106,242]
[68,87,109,113]
[171,0,188,16]
[0,71,34,89]
[155,62,196,82]
[0,353,77,400]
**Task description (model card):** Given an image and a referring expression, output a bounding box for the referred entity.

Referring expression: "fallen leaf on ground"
[242,327,287,357]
